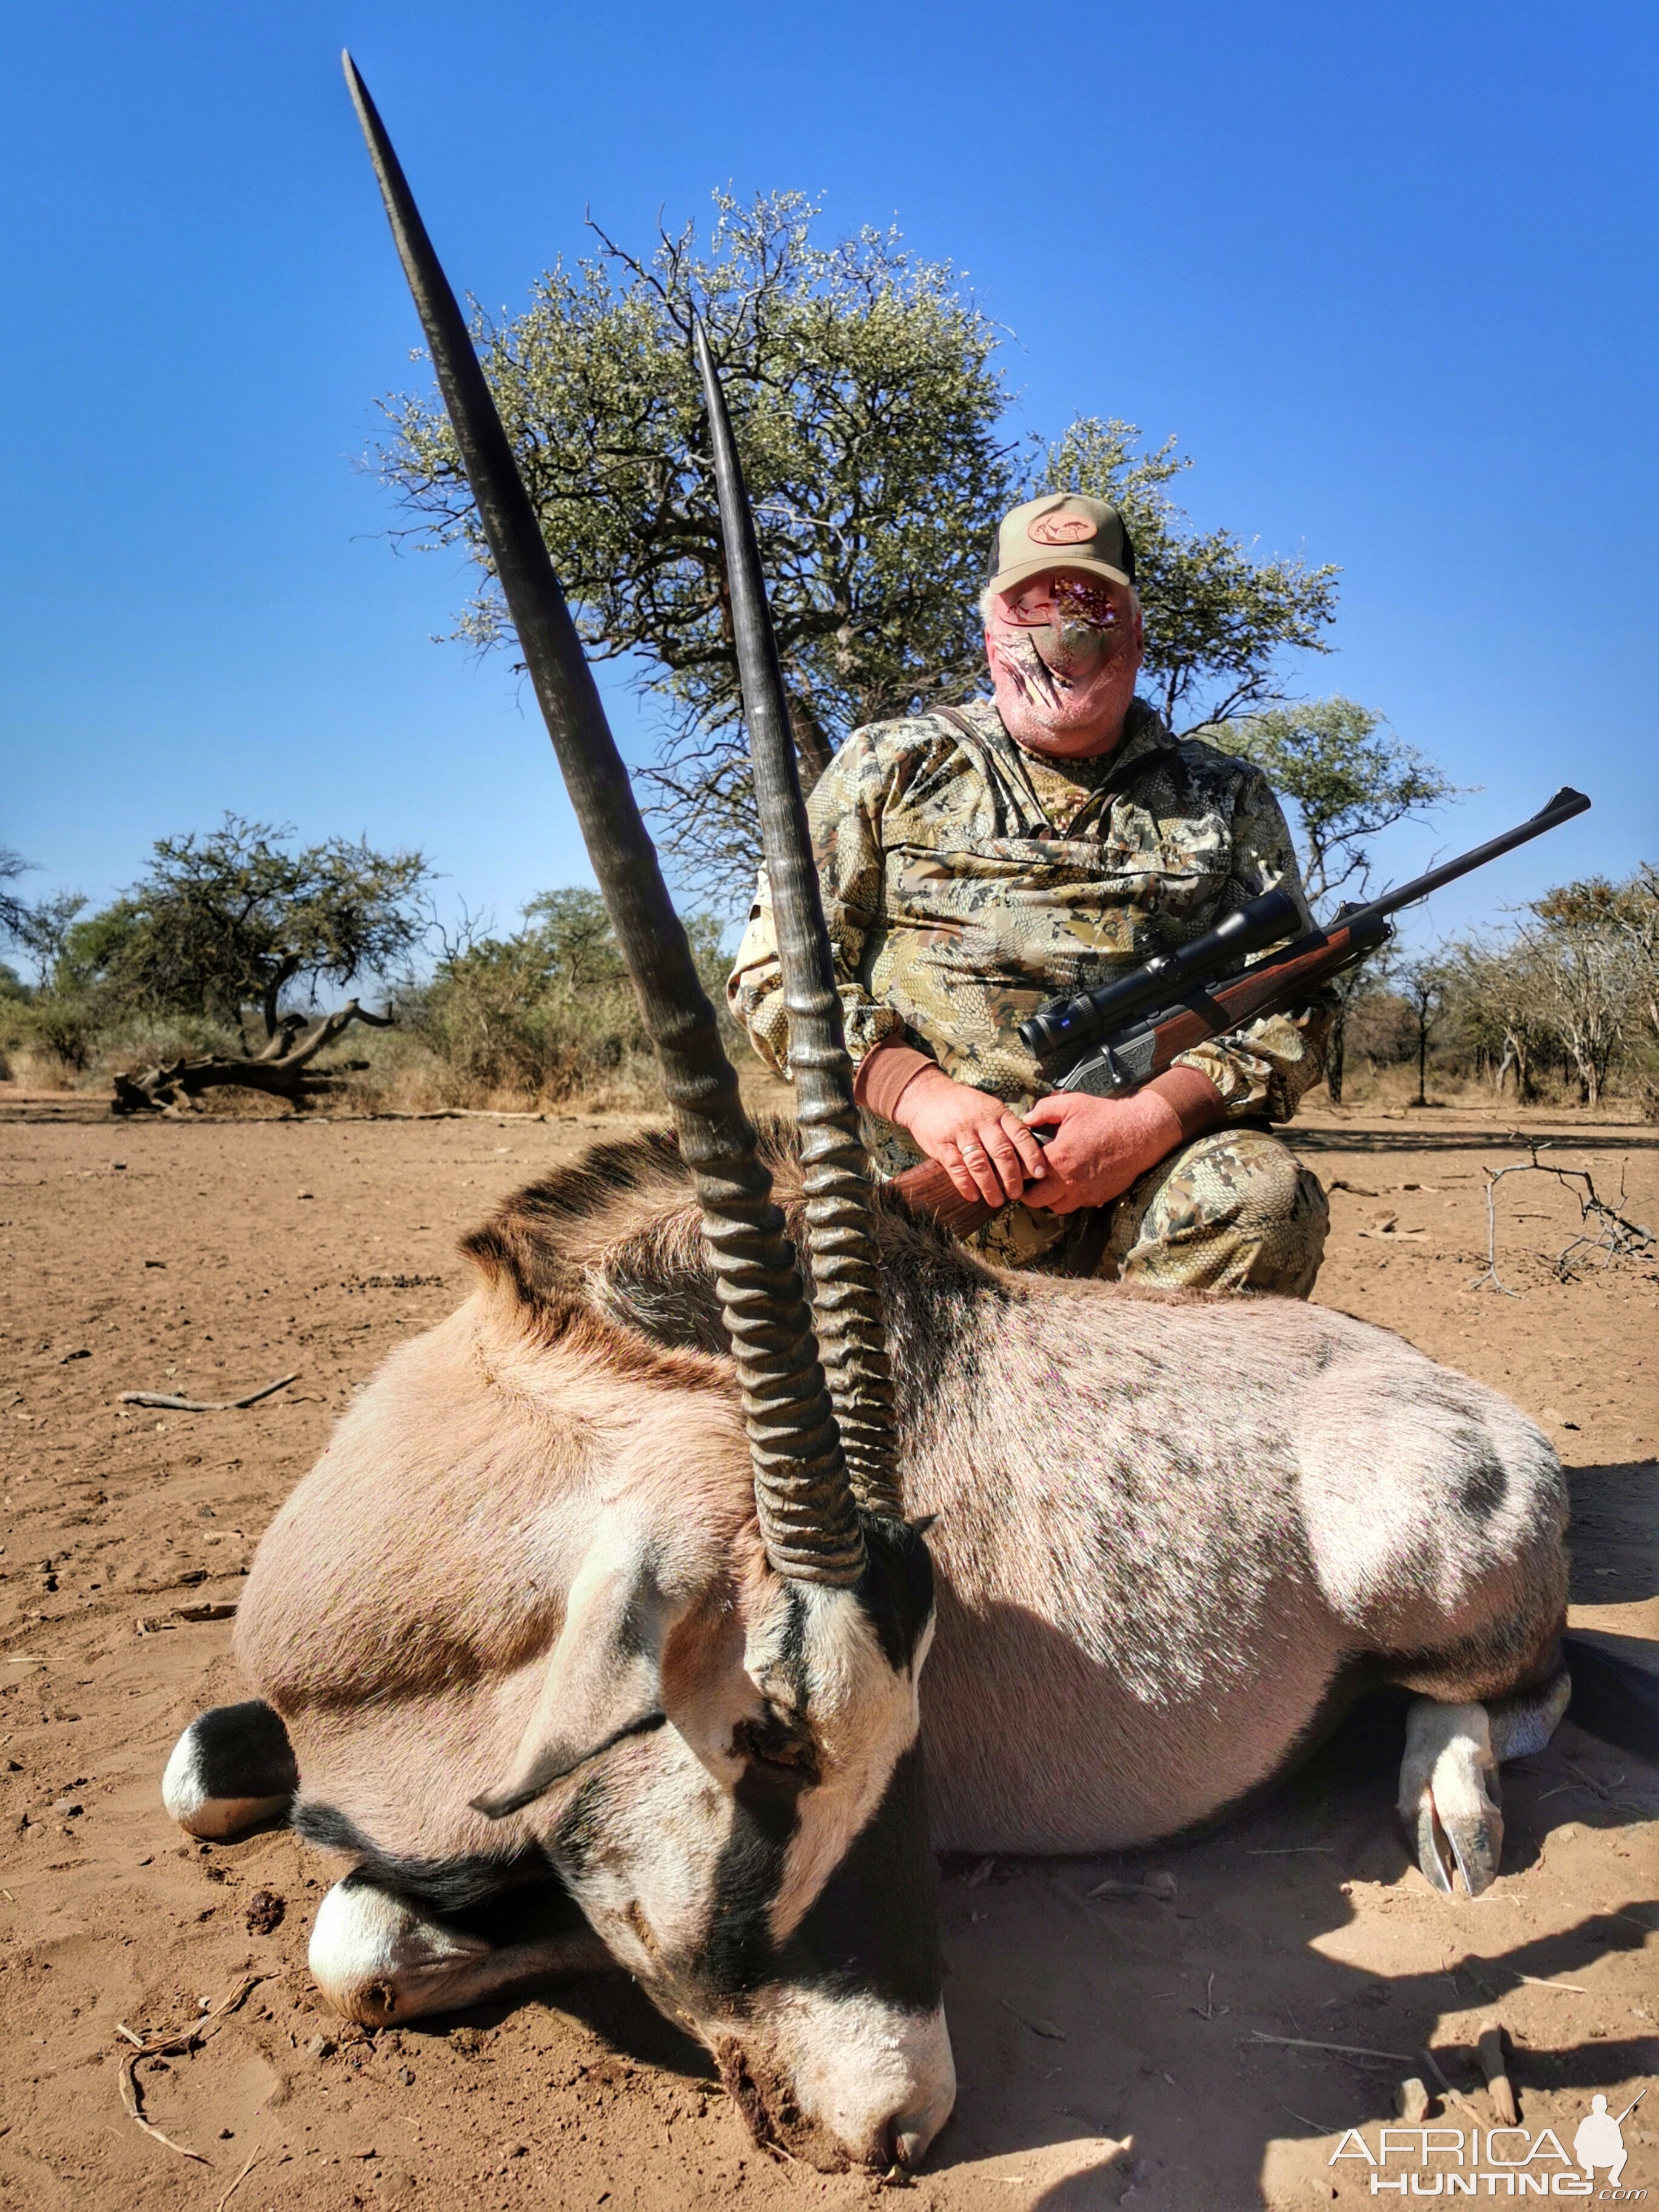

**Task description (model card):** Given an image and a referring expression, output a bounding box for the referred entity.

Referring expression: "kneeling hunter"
[729,492,1334,1298]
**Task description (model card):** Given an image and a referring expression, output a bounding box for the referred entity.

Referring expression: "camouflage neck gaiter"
[985,577,1140,757]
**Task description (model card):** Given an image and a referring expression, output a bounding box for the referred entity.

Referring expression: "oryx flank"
[160,59,1603,2177]
[164,1119,1576,2170]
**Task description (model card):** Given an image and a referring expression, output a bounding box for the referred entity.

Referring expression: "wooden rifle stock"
[889,1155,1001,1236]
[1134,917,1375,1069]
[888,919,1373,1238]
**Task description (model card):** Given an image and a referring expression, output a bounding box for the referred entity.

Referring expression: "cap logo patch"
[1027,511,1094,546]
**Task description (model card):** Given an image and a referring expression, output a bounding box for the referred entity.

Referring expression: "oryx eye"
[731,1714,820,1786]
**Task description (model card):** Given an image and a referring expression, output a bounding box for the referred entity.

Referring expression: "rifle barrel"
[1344,786,1590,930]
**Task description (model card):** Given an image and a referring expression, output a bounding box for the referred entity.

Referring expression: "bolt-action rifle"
[893,785,1592,1236]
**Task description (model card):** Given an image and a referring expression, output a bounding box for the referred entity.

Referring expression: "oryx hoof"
[1400,1699,1503,1898]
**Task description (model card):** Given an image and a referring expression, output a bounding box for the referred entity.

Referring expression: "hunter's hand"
[892,1067,1048,1208]
[1021,1082,1199,1215]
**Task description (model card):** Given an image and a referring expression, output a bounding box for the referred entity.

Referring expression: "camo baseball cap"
[986,493,1136,599]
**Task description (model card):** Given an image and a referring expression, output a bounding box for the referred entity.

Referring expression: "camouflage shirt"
[729,695,1332,1131]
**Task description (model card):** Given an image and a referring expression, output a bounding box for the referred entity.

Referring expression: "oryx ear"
[471,1529,671,1820]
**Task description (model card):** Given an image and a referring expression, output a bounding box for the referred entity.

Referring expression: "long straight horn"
[342,56,862,1586]
[692,324,900,1523]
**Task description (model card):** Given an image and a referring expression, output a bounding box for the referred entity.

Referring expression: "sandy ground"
[0,1094,1655,2212]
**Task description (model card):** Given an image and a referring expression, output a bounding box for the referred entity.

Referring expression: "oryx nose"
[895,2124,930,2171]
[877,2009,957,2171]
[873,2092,949,2173]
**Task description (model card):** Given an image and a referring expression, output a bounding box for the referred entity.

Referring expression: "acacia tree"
[0,846,30,940]
[79,817,433,1112]
[0,846,84,988]
[1533,868,1659,1057]
[380,191,1011,897]
[1206,698,1458,1100]
[1516,889,1634,1108]
[378,190,1342,900]
[1447,936,1555,1099]
[1396,955,1453,1108]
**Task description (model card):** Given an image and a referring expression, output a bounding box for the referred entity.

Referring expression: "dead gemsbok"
[161,61,1646,2176]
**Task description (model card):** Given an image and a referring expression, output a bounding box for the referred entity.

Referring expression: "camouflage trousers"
[968,1126,1330,1298]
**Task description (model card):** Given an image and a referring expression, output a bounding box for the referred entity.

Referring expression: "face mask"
[986,577,1132,733]
[1019,577,1125,683]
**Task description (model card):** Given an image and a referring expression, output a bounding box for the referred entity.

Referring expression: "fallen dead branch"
[113,1974,265,2165]
[366,1105,554,1121]
[119,1374,297,1413]
[112,1000,394,1115]
[1469,1142,1655,1294]
[1419,2047,1486,2125]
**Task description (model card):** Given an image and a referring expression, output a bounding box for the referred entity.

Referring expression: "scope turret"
[1018,887,1302,1069]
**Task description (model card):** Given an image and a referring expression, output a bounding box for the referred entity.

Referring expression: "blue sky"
[3,0,1654,953]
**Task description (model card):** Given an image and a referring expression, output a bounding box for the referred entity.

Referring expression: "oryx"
[160,60,1638,2176]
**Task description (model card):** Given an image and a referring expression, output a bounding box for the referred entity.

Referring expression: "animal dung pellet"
[1476,2020,1518,2124]
[1086,1877,1142,1902]
[1396,2077,1432,2122]
[245,1888,286,1936]
[964,1855,996,1889]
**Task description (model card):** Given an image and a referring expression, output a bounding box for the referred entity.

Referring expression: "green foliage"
[416,886,729,1101]
[378,191,1014,896]
[0,846,31,940]
[1202,696,1458,913]
[0,846,85,988]
[1036,419,1340,734]
[72,816,431,1029]
[377,190,1347,900]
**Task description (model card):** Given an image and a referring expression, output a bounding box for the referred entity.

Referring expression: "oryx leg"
[1399,1669,1571,1896]
[309,1871,616,2026]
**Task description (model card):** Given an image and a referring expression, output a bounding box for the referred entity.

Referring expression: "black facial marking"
[548,1770,615,1880]
[687,1740,940,2017]
[852,1517,936,1675]
[697,1765,799,1996]
[294,1801,545,1912]
[730,1708,820,1788]
[776,1744,942,2010]
[184,1700,298,1802]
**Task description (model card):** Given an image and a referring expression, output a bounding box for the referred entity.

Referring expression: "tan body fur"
[237,1128,1566,1869]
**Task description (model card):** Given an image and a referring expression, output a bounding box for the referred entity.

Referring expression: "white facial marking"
[728,1988,956,2169]
[765,1585,930,1945]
